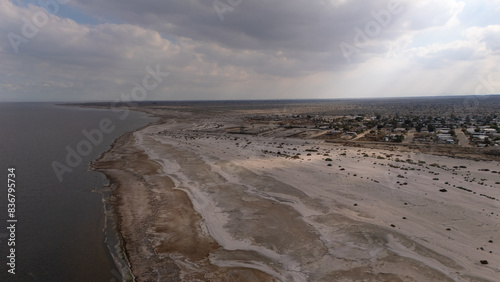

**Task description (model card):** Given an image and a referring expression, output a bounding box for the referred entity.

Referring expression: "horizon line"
[2,93,500,104]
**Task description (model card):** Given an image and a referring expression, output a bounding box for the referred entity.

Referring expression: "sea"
[0,103,157,281]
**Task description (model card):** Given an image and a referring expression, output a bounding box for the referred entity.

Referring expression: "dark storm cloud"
[69,1,407,53]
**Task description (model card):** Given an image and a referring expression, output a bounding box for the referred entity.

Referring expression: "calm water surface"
[0,103,156,281]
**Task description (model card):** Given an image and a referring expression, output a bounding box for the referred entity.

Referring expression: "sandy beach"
[94,108,499,281]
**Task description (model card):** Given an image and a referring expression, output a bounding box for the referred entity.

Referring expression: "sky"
[0,0,499,102]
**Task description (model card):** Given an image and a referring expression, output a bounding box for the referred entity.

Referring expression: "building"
[437,128,451,134]
[483,128,497,134]
[436,134,454,144]
[472,133,488,140]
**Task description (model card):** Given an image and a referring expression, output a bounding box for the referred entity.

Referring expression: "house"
[472,133,488,140]
[483,128,497,134]
[437,128,451,134]
[436,134,454,144]
[436,134,452,140]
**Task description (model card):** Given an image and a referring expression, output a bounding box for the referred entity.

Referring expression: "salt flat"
[91,105,500,281]
[107,111,500,281]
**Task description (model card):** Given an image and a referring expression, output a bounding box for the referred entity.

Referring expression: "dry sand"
[95,111,500,281]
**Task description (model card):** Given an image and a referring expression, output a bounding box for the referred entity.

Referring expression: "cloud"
[0,0,499,101]
[465,25,500,52]
[401,0,464,30]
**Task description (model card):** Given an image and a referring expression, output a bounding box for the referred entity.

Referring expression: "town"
[243,111,500,148]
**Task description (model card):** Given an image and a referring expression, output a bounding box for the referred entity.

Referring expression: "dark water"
[0,103,156,281]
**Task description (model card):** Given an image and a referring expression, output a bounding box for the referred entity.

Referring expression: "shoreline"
[89,105,499,281]
[89,132,136,282]
[91,112,277,281]
[86,109,162,282]
[89,115,165,282]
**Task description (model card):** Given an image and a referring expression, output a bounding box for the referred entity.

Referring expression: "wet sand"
[94,110,499,281]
